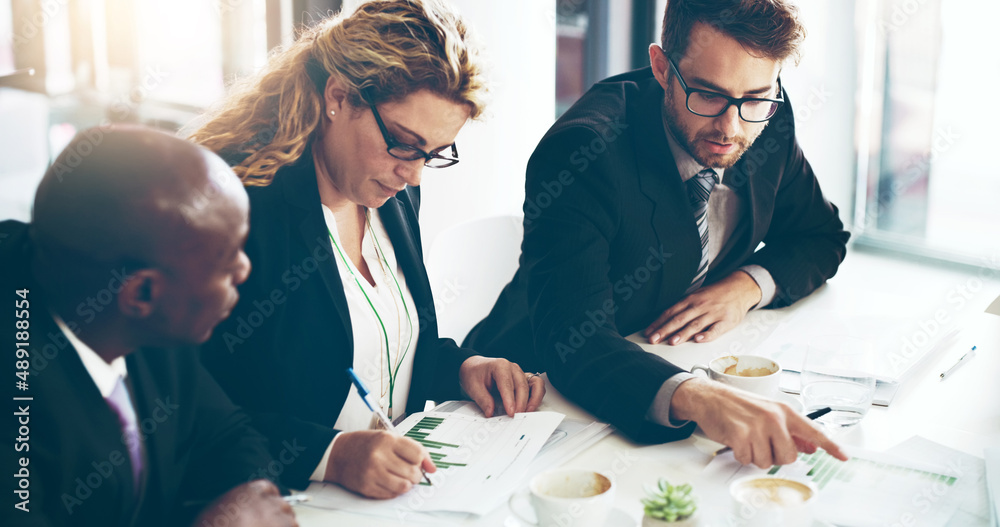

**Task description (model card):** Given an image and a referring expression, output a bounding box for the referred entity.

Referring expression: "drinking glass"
[800,336,877,429]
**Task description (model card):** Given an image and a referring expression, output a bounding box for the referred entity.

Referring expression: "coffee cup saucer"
[504,507,636,527]
[603,508,637,526]
[773,391,805,414]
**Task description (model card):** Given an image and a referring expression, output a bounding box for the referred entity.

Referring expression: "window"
[135,0,227,109]
[2,0,330,123]
[0,0,12,72]
[855,0,1000,266]
[555,0,637,117]
[556,1,589,116]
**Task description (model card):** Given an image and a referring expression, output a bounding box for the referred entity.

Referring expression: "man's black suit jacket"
[200,147,475,489]
[465,68,850,444]
[0,221,275,527]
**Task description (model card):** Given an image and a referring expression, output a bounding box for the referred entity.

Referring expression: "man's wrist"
[733,270,763,311]
[669,377,709,423]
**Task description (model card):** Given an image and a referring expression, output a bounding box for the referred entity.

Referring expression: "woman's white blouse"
[322,205,421,433]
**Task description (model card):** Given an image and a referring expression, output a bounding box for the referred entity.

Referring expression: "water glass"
[800,336,876,429]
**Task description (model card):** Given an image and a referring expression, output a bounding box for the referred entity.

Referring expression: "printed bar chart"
[302,409,565,515]
[404,416,467,484]
[768,450,957,491]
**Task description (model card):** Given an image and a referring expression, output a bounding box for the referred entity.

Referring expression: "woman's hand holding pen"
[325,430,436,499]
[459,356,546,417]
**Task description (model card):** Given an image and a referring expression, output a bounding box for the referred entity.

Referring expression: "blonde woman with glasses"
[191,0,543,499]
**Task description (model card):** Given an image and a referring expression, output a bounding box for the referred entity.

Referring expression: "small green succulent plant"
[641,478,696,522]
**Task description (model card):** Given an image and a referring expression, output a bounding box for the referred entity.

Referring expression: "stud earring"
[330,110,336,116]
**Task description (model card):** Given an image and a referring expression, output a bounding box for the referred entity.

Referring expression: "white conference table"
[295,249,1000,526]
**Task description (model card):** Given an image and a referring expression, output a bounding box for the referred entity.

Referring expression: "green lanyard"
[326,211,414,418]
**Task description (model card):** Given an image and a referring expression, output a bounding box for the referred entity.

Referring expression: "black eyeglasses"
[667,56,784,123]
[365,96,459,169]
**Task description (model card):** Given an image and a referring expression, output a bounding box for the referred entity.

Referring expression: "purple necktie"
[106,377,142,493]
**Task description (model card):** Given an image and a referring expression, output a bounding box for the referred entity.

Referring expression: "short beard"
[662,82,762,170]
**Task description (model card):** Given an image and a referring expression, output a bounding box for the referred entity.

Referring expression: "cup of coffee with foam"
[729,475,817,527]
[508,468,615,527]
[690,355,781,398]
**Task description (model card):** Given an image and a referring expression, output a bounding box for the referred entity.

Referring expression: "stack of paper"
[301,402,610,520]
[985,448,1000,526]
[699,436,991,526]
[432,400,612,477]
[304,410,563,516]
[755,311,960,406]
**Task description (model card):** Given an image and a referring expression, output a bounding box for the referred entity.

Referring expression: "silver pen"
[939,346,976,380]
[282,494,310,505]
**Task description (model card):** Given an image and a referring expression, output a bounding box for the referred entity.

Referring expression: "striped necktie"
[106,377,143,494]
[686,168,720,293]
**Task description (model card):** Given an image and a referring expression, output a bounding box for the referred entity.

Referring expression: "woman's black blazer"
[201,148,475,488]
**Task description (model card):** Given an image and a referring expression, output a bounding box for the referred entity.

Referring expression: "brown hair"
[189,0,487,186]
[660,0,806,65]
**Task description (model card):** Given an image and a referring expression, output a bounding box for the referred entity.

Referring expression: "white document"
[985,447,1000,527]
[432,400,612,477]
[888,436,991,527]
[761,312,960,382]
[778,369,902,407]
[528,417,612,474]
[700,442,986,527]
[303,410,564,516]
[757,311,960,406]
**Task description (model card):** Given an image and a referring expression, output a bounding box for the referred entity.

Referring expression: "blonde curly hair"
[189,0,487,186]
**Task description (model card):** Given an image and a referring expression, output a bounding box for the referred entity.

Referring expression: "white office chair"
[426,215,524,344]
[0,88,51,222]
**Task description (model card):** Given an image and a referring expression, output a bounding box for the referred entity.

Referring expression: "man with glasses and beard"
[466,0,850,468]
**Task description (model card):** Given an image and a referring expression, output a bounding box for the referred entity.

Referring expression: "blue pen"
[347,368,432,486]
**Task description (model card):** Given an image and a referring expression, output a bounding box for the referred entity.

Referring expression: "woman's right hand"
[325,430,436,499]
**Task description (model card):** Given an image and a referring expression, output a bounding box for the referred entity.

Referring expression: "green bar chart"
[376,410,564,514]
[403,416,467,484]
[767,450,957,491]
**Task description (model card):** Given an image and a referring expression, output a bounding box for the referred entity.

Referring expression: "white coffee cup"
[508,468,615,527]
[690,355,781,398]
[729,475,818,527]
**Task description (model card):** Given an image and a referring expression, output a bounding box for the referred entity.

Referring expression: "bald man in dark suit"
[1,126,297,527]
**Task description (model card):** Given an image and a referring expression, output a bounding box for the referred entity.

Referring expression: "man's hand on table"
[670,378,848,468]
[643,270,762,345]
[193,479,298,527]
